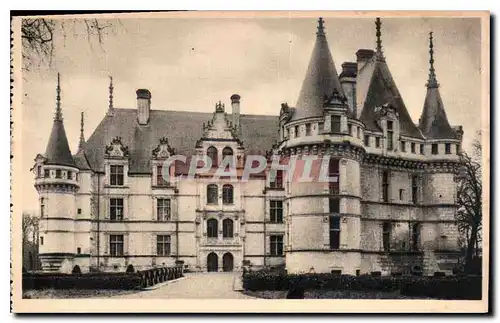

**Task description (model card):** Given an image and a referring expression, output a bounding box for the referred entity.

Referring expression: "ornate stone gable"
[105,137,129,159]
[374,102,399,129]
[152,137,175,159]
[202,101,241,143]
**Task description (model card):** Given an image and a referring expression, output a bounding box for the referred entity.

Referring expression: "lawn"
[23,288,138,299]
[243,289,432,299]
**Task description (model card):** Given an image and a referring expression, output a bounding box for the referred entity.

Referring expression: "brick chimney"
[231,94,241,134]
[136,89,151,125]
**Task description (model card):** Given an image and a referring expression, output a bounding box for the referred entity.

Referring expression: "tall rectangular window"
[329,159,340,195]
[270,200,283,223]
[456,144,460,155]
[37,166,42,178]
[411,142,416,154]
[157,198,171,221]
[55,169,62,179]
[110,198,124,221]
[329,198,340,214]
[382,222,391,251]
[294,125,299,138]
[387,121,394,151]
[329,216,341,249]
[270,170,283,189]
[270,235,284,255]
[348,124,352,136]
[411,175,418,204]
[318,122,324,134]
[375,137,381,148]
[420,144,425,155]
[364,135,370,146]
[110,165,124,186]
[382,171,390,202]
[431,144,438,155]
[110,234,124,256]
[331,115,341,133]
[157,235,171,256]
[445,143,451,154]
[411,223,421,251]
[305,123,311,136]
[44,169,50,178]
[40,236,44,246]
[157,165,167,186]
[40,198,45,218]
[401,141,406,152]
[356,127,361,139]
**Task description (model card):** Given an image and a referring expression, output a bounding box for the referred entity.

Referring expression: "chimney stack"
[136,89,151,125]
[231,94,241,134]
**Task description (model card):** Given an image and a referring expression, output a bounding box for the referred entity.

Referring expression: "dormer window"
[270,170,284,189]
[207,146,218,167]
[110,165,124,186]
[222,147,234,166]
[331,116,341,133]
[156,165,167,186]
[386,121,394,151]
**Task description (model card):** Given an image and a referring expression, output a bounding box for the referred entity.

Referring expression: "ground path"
[113,272,254,299]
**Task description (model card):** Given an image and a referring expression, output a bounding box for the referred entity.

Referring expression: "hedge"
[242,272,482,300]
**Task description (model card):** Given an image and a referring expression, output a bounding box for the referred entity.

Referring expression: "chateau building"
[33,18,463,275]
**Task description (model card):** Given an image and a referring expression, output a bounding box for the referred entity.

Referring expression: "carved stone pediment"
[374,102,399,128]
[105,137,129,158]
[152,137,175,159]
[34,154,47,163]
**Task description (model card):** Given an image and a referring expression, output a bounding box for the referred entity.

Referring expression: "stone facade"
[33,18,462,276]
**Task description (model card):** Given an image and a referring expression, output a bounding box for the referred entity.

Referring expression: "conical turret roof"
[418,32,456,139]
[290,18,345,122]
[360,18,423,139]
[44,73,76,167]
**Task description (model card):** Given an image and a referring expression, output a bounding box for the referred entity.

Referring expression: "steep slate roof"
[359,58,423,139]
[290,18,345,122]
[83,109,279,173]
[418,32,456,140]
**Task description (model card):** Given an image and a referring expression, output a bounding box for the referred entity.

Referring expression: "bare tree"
[456,133,482,274]
[22,212,40,271]
[21,17,114,70]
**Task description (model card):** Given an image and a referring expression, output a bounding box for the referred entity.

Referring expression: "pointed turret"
[360,18,423,138]
[290,18,345,121]
[418,32,456,139]
[44,73,76,167]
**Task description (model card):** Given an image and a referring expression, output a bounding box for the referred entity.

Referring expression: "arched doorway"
[207,252,218,272]
[223,252,234,272]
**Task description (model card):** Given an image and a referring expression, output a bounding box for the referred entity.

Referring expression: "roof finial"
[78,111,85,151]
[55,72,62,120]
[427,31,439,88]
[108,75,114,114]
[375,18,385,61]
[317,17,325,36]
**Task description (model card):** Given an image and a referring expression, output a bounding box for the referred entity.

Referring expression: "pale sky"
[20,15,482,213]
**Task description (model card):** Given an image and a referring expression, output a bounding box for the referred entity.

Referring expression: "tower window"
[270,200,283,223]
[157,235,171,256]
[329,198,340,214]
[270,235,284,256]
[375,137,381,148]
[331,115,341,133]
[109,198,124,221]
[110,165,124,186]
[411,175,419,204]
[356,127,361,139]
[157,198,171,221]
[207,184,218,204]
[348,124,352,136]
[329,159,340,195]
[40,198,45,218]
[40,236,44,246]
[329,216,341,249]
[432,144,438,155]
[401,141,406,152]
[67,171,72,180]
[305,123,311,136]
[420,144,425,155]
[44,169,50,178]
[399,189,404,201]
[382,171,390,202]
[411,142,416,153]
[77,208,82,215]
[294,125,299,138]
[109,234,124,256]
[364,135,370,146]
[55,169,62,179]
[445,143,451,154]
[382,222,391,251]
[77,247,81,255]
[386,121,394,151]
[456,144,460,155]
[207,218,218,238]
[222,184,234,204]
[411,223,421,251]
[36,166,42,178]
[318,122,324,134]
